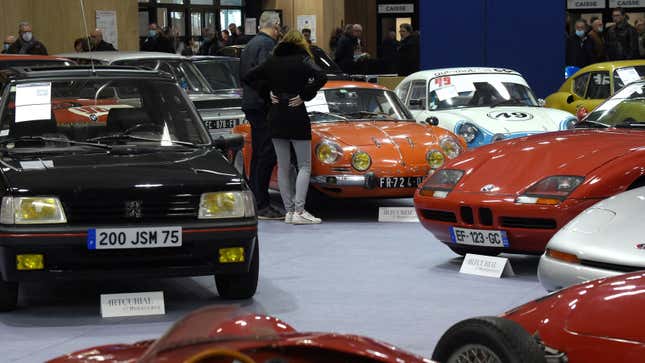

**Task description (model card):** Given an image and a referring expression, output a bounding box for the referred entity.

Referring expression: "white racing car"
[538,186,645,292]
[395,67,576,148]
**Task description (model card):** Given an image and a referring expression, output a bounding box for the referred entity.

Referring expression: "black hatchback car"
[0,66,258,311]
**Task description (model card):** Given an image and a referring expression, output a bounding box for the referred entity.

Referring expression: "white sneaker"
[292,210,322,224]
[285,212,294,224]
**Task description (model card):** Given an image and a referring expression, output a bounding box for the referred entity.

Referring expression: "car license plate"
[449,227,509,248]
[87,226,182,250]
[379,176,424,188]
[204,118,240,129]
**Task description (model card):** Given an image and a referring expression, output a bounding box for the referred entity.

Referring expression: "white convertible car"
[395,67,576,148]
[538,186,645,292]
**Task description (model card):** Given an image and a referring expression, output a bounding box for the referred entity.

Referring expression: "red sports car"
[414,80,645,255]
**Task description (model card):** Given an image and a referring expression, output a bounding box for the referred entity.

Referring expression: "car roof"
[55,51,188,63]
[404,67,522,80]
[323,80,389,90]
[576,59,645,73]
[2,65,174,81]
[0,54,73,62]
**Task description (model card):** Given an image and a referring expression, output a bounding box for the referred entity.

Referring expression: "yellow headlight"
[351,151,372,171]
[439,136,462,159]
[316,141,342,164]
[426,150,445,169]
[0,197,67,224]
[199,192,247,219]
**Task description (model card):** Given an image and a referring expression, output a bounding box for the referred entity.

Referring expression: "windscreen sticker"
[616,67,641,85]
[486,111,534,121]
[20,160,54,170]
[305,91,329,113]
[434,76,451,87]
[434,85,459,101]
[15,82,52,123]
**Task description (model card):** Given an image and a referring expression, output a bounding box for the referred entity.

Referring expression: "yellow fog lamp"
[16,254,44,270]
[219,247,245,263]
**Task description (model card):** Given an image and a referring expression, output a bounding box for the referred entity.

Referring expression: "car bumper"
[311,173,426,198]
[414,191,599,254]
[0,221,257,282]
[538,254,630,292]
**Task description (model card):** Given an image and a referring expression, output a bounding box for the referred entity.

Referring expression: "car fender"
[570,148,645,199]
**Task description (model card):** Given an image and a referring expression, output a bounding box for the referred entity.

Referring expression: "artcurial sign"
[567,0,605,9]
[378,4,414,13]
[609,0,644,7]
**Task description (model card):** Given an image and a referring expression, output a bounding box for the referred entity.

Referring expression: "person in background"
[301,28,312,45]
[89,28,116,51]
[73,37,90,52]
[229,23,238,45]
[141,23,174,53]
[605,7,639,60]
[334,23,357,73]
[352,24,364,56]
[235,26,250,45]
[181,38,196,56]
[379,29,398,74]
[221,29,231,45]
[198,28,219,55]
[397,23,420,76]
[329,27,343,53]
[587,17,607,63]
[240,11,284,220]
[243,30,327,224]
[2,36,15,54]
[635,19,645,58]
[6,21,47,55]
[566,19,593,67]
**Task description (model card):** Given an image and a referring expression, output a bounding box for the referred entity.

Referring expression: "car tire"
[0,280,18,312]
[215,240,259,300]
[448,245,500,257]
[432,316,546,363]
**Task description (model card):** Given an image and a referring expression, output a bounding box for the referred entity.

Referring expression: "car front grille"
[62,193,201,224]
[500,217,557,229]
[420,209,457,223]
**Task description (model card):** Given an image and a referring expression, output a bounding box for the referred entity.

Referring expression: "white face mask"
[21,32,33,42]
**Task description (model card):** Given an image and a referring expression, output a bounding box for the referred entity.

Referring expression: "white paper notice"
[297,15,317,43]
[616,67,641,85]
[378,207,419,222]
[15,82,52,123]
[100,291,165,318]
[306,91,329,113]
[460,253,515,278]
[434,85,459,101]
[245,18,257,35]
[96,10,118,49]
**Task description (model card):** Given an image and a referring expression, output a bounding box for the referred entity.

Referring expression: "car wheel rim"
[447,344,502,363]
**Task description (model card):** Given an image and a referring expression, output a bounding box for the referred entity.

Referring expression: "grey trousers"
[271,138,311,213]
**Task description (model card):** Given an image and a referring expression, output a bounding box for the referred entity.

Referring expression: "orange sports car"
[233,81,467,198]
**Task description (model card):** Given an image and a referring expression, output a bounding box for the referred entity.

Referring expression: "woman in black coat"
[243,30,327,224]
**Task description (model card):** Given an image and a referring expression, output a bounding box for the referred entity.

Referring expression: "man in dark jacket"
[240,11,283,219]
[141,23,175,53]
[397,23,420,76]
[587,17,607,64]
[334,24,357,73]
[6,22,48,55]
[566,20,593,67]
[379,30,399,73]
[198,28,220,55]
[605,8,639,60]
[90,29,116,51]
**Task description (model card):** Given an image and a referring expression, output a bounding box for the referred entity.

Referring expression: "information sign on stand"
[378,207,419,222]
[459,254,515,278]
[100,291,165,318]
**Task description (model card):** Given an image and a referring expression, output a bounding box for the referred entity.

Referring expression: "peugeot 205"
[0,66,257,311]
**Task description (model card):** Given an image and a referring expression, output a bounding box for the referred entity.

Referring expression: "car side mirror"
[566,94,575,104]
[537,98,545,107]
[425,116,439,126]
[212,133,244,153]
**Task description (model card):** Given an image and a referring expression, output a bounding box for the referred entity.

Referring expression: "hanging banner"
[96,10,118,49]
[567,0,605,9]
[609,0,644,7]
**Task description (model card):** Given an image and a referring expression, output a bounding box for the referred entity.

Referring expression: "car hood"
[446,129,645,195]
[548,187,645,267]
[435,106,573,133]
[312,120,450,147]
[2,148,242,195]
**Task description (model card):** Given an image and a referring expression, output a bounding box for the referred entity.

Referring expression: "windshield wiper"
[490,98,528,108]
[341,111,392,119]
[308,111,348,120]
[86,134,200,148]
[0,136,111,150]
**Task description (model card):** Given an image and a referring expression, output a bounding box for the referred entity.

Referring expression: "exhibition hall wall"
[419,0,565,98]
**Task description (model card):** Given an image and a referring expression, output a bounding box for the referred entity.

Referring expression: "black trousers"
[244,109,276,210]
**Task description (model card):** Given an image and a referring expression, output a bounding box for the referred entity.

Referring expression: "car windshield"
[193,59,240,90]
[113,59,213,94]
[585,82,645,127]
[427,73,538,110]
[0,60,74,70]
[0,76,211,152]
[613,65,645,92]
[305,87,413,121]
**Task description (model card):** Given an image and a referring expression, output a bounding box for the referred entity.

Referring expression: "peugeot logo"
[125,201,143,218]
[636,243,645,250]
[481,184,498,192]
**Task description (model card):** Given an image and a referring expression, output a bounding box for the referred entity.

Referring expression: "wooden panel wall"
[0,0,139,54]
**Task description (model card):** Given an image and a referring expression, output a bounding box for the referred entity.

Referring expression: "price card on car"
[449,227,509,248]
[87,226,182,250]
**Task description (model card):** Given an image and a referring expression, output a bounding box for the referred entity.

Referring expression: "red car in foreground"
[48,272,645,363]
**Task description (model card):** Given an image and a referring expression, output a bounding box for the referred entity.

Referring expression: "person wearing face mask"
[2,36,15,54]
[566,19,593,68]
[6,22,48,55]
[240,11,285,220]
[141,23,174,53]
[587,17,608,63]
[605,7,639,60]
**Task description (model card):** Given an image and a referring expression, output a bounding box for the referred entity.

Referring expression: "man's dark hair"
[613,7,626,15]
[400,23,413,33]
[589,17,600,24]
[302,28,311,35]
